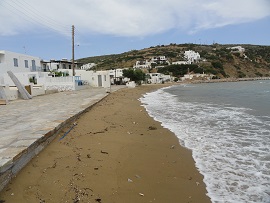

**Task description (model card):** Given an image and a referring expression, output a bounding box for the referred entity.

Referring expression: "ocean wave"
[140,87,270,203]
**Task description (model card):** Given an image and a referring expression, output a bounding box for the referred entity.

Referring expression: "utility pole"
[72,25,75,76]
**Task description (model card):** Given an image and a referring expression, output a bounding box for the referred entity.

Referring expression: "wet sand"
[0,84,211,203]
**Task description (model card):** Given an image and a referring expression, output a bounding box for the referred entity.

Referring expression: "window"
[24,60,29,68]
[13,58,18,67]
[32,60,36,71]
[63,64,66,69]
[104,75,106,81]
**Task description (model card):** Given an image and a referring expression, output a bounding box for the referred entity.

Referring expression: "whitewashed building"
[133,60,151,69]
[150,56,170,65]
[0,50,44,86]
[58,69,111,88]
[184,50,200,64]
[81,63,96,70]
[109,69,124,78]
[172,61,188,65]
[227,46,245,53]
[146,73,172,84]
[0,51,48,99]
[41,59,79,72]
[0,50,41,75]
[134,56,170,69]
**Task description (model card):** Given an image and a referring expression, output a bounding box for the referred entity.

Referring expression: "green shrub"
[237,71,246,78]
[211,61,224,70]
[255,72,263,77]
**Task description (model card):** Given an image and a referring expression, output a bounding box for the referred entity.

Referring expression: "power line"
[2,0,71,35]
[2,1,84,61]
[11,0,70,30]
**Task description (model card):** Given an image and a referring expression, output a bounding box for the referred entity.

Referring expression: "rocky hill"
[77,43,270,78]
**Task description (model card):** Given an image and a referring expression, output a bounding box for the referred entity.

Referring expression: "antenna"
[23,46,26,54]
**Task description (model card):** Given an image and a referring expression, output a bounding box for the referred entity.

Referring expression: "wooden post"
[72,25,75,76]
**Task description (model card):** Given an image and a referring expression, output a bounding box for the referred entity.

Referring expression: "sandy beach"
[0,84,211,203]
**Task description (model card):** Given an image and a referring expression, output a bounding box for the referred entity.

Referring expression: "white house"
[58,69,111,88]
[150,56,170,65]
[134,56,171,69]
[0,50,44,86]
[227,46,245,53]
[109,69,124,78]
[133,60,151,69]
[172,61,188,65]
[0,51,49,100]
[41,59,79,72]
[81,63,96,70]
[0,50,42,75]
[146,73,172,84]
[184,50,200,64]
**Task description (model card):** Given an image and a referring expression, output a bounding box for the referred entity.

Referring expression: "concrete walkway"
[0,86,125,191]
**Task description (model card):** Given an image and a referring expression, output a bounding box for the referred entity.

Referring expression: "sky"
[1,0,270,61]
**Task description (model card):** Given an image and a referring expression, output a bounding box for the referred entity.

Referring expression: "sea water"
[140,80,270,203]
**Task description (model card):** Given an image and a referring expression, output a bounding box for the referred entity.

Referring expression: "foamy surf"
[140,81,270,203]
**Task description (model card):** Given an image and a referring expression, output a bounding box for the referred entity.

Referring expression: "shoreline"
[0,84,211,203]
[187,76,270,84]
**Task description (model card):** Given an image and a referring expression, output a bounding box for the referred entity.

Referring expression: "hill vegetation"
[77,43,270,79]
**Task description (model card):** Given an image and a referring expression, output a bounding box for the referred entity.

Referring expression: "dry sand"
[0,84,211,203]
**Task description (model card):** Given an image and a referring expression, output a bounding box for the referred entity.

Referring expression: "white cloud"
[0,0,269,37]
[191,0,270,32]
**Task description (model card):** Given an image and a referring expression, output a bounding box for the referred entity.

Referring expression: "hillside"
[77,43,270,78]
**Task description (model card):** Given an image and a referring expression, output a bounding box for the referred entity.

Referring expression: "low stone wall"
[0,85,46,101]
[45,84,75,92]
[32,85,45,96]
[0,118,69,191]
[1,86,19,100]
[0,95,108,192]
[0,129,58,191]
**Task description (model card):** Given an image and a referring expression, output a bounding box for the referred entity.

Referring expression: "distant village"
[0,46,246,102]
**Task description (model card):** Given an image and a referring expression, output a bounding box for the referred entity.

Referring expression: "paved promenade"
[0,86,125,191]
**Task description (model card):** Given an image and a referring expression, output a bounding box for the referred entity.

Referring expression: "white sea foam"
[140,87,270,203]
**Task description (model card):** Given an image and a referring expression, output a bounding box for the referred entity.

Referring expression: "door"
[98,75,102,87]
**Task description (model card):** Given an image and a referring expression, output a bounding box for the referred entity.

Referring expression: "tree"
[123,68,145,84]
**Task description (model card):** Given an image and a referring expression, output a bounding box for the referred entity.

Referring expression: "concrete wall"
[126,81,136,88]
[0,84,45,100]
[0,86,19,100]
[44,76,76,91]
[32,85,45,96]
